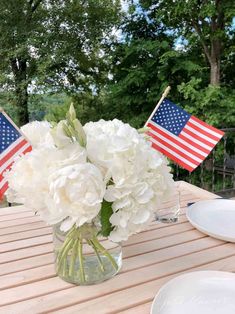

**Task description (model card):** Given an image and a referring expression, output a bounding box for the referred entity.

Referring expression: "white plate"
[151,271,235,314]
[186,199,235,242]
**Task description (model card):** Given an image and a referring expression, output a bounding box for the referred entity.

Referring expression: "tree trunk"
[15,82,29,126]
[192,0,224,86]
[11,58,29,126]
[210,60,220,86]
[209,32,222,86]
[209,0,224,86]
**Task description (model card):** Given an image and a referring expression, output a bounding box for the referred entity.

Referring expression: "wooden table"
[1,181,235,314]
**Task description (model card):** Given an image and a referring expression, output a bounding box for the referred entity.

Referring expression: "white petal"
[132,210,150,224]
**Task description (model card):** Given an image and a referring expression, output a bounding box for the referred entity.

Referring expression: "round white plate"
[186,199,235,242]
[151,271,235,314]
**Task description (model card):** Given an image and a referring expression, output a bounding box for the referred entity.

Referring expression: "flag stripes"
[0,138,31,170]
[0,180,8,198]
[190,116,224,136]
[0,112,32,199]
[151,141,195,172]
[0,142,32,180]
[179,131,213,151]
[181,126,216,147]
[184,125,217,144]
[147,122,200,171]
[147,122,207,158]
[186,120,221,141]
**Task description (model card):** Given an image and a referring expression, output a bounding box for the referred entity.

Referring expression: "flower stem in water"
[78,237,85,283]
[69,239,79,277]
[57,237,74,273]
[91,236,118,271]
[88,239,105,272]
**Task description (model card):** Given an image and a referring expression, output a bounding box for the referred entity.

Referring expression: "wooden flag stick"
[144,86,171,127]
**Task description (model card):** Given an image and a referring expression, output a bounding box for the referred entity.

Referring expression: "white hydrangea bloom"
[107,166,174,242]
[44,163,106,231]
[84,119,140,178]
[21,121,54,148]
[85,118,174,242]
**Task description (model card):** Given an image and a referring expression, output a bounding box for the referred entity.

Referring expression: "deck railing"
[174,128,235,197]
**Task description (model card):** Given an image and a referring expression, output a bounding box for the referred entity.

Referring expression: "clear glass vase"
[53,223,122,285]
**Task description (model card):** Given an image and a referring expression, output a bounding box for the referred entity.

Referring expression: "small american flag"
[0,111,32,198]
[147,99,224,172]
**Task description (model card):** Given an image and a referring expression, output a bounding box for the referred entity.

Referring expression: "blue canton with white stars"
[0,113,21,153]
[151,99,191,136]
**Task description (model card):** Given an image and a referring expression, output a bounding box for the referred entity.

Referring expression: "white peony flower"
[44,163,106,231]
[5,142,87,211]
[21,121,54,148]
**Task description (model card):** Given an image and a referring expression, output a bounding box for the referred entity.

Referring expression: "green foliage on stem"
[100,200,114,237]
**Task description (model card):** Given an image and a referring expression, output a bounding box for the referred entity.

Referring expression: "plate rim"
[186,199,235,243]
[150,270,235,314]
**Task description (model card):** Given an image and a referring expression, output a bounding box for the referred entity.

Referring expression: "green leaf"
[100,200,114,237]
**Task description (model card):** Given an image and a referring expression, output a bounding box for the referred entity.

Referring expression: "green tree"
[102,1,235,129]
[0,0,45,124]
[140,0,235,86]
[103,8,204,127]
[0,0,121,125]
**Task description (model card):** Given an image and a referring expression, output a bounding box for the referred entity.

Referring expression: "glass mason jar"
[53,223,122,285]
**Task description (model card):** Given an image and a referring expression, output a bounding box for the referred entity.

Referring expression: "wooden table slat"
[0,221,50,237]
[2,253,235,314]
[0,236,223,291]
[0,227,52,245]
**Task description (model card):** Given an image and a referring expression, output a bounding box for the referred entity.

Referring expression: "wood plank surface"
[0,181,234,314]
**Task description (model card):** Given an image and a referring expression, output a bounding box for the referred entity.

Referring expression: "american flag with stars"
[0,111,32,198]
[147,99,224,172]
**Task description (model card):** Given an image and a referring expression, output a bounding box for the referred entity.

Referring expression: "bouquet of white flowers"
[5,105,174,285]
